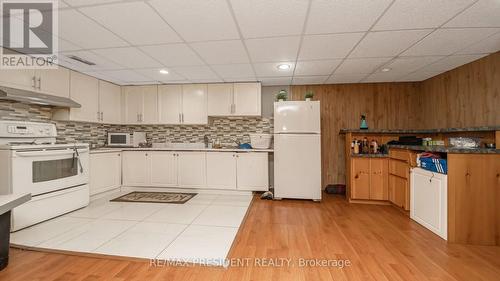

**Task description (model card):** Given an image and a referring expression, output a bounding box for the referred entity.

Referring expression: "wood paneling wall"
[290,51,500,187]
[290,83,420,186]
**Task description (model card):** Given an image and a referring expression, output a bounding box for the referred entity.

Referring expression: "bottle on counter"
[353,140,360,154]
[362,137,369,154]
[370,139,378,154]
[351,138,356,153]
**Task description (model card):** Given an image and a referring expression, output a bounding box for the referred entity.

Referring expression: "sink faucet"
[204,135,210,148]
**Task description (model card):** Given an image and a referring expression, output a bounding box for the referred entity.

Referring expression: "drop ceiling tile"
[373,0,474,30]
[58,9,128,49]
[211,64,255,78]
[362,72,406,83]
[246,36,300,62]
[64,0,119,7]
[150,0,239,42]
[253,62,295,77]
[445,0,500,28]
[456,31,500,54]
[82,71,124,85]
[299,33,364,60]
[291,76,328,85]
[335,58,392,74]
[190,78,224,83]
[170,66,219,80]
[326,73,367,84]
[191,40,249,64]
[294,60,342,76]
[60,50,125,71]
[306,0,392,34]
[230,0,308,38]
[134,68,186,82]
[419,54,488,73]
[93,47,162,68]
[397,71,441,82]
[259,76,292,86]
[80,2,181,45]
[350,30,432,58]
[402,28,500,56]
[140,44,204,67]
[58,38,82,52]
[93,69,152,83]
[226,77,258,82]
[383,56,445,74]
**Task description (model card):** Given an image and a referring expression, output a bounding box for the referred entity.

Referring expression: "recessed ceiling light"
[381,67,391,72]
[159,69,169,74]
[277,64,291,71]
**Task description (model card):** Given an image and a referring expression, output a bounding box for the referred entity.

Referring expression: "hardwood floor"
[1,194,499,281]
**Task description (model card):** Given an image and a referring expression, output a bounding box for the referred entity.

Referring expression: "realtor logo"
[1,0,58,69]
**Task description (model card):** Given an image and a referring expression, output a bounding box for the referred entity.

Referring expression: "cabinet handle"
[181,113,184,123]
[37,77,41,90]
[32,76,36,89]
[355,174,359,179]
[118,154,120,156]
[97,111,101,121]
[178,113,181,123]
[145,153,148,156]
[100,112,104,121]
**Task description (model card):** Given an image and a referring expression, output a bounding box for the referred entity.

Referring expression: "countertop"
[0,193,31,216]
[90,147,274,154]
[340,126,500,134]
[388,144,500,154]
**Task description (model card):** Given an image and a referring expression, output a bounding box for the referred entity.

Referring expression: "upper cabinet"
[0,67,70,98]
[98,80,121,124]
[158,84,208,125]
[122,85,158,124]
[207,82,261,117]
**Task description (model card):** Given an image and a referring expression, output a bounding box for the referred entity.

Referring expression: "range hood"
[0,86,81,108]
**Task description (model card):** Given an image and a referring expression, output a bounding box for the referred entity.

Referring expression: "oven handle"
[14,149,89,157]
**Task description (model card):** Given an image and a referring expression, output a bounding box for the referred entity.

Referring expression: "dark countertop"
[340,126,500,134]
[351,153,389,158]
[388,144,500,154]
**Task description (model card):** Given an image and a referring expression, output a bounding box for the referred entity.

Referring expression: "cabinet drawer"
[389,159,409,179]
[389,149,410,162]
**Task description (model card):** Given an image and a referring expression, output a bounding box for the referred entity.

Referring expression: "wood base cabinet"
[351,158,388,201]
[90,152,122,196]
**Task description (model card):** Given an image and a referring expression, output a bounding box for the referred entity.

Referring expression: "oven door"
[11,147,89,196]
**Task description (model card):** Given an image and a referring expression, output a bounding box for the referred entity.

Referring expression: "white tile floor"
[10,190,253,264]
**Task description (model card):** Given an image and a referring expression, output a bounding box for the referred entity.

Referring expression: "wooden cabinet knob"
[355,174,359,179]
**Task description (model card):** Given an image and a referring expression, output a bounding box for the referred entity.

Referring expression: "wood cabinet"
[448,154,500,246]
[206,152,237,190]
[207,82,261,116]
[122,85,158,124]
[150,152,178,187]
[90,152,122,196]
[388,149,415,211]
[177,152,206,188]
[351,158,388,200]
[158,84,207,124]
[98,80,121,124]
[236,152,269,191]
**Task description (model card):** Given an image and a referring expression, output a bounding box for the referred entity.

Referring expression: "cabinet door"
[351,158,370,200]
[0,69,35,90]
[150,152,178,187]
[90,152,122,195]
[236,153,269,191]
[182,84,208,124]
[158,85,182,124]
[207,83,233,116]
[37,67,70,98]
[178,152,206,188]
[142,85,158,124]
[69,71,99,122]
[122,151,149,186]
[389,175,408,209]
[370,159,388,200]
[123,86,143,124]
[99,80,121,124]
[206,152,236,189]
[233,82,261,116]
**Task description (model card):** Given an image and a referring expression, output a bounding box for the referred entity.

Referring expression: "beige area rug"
[110,192,197,204]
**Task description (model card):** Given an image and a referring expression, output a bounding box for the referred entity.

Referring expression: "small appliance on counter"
[107,132,131,147]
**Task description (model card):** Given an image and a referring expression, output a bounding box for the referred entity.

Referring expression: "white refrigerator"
[273,101,321,201]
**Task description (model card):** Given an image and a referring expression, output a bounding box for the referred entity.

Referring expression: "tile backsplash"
[0,100,273,146]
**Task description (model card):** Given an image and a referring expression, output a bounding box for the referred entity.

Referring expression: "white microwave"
[107,132,131,146]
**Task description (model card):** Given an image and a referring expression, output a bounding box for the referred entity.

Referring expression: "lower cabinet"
[389,174,409,209]
[351,158,388,200]
[90,152,122,195]
[121,151,269,191]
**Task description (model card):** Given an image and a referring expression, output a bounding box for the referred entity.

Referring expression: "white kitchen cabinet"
[122,85,158,124]
[158,85,182,124]
[53,71,99,122]
[207,83,233,116]
[182,84,208,124]
[178,152,206,188]
[150,152,178,187]
[236,152,269,191]
[233,82,261,116]
[90,152,122,195]
[98,80,121,124]
[206,152,237,190]
[122,151,150,186]
[0,69,36,90]
[36,68,70,98]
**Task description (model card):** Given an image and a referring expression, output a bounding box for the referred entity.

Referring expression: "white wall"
[261,86,290,118]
